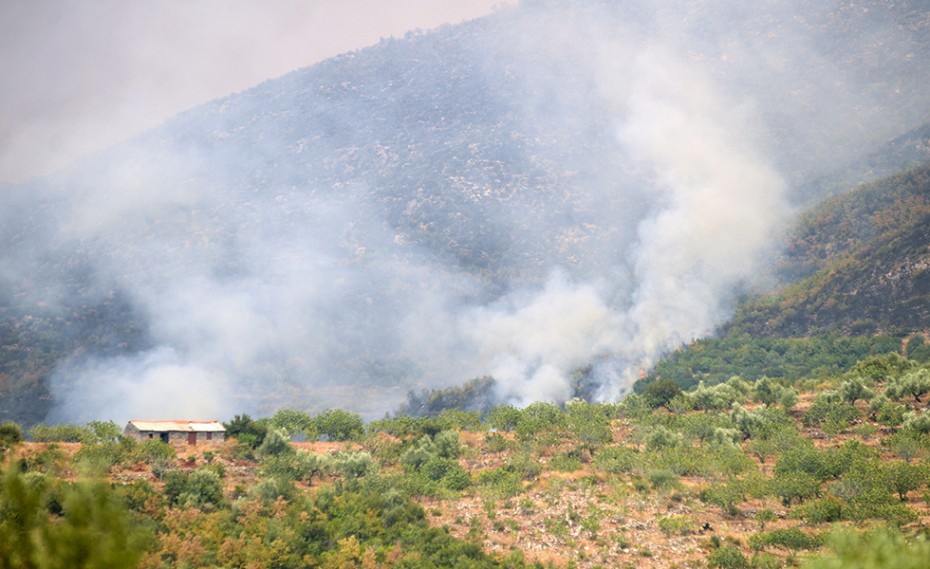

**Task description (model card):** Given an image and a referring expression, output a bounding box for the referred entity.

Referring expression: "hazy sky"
[0,0,512,184]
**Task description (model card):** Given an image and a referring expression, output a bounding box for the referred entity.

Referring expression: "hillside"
[729,162,930,337]
[6,351,930,568]
[2,0,930,426]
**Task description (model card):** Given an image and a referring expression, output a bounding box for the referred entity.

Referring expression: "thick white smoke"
[608,45,789,394]
[461,272,621,405]
[47,18,782,423]
[13,0,922,424]
[445,43,788,405]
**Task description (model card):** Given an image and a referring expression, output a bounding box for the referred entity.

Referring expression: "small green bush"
[750,552,781,569]
[29,423,92,443]
[0,421,24,451]
[433,430,461,459]
[750,527,824,552]
[593,446,639,474]
[647,469,679,492]
[478,468,523,499]
[440,463,472,491]
[657,515,693,537]
[73,442,129,473]
[332,451,375,479]
[224,414,268,448]
[709,545,750,569]
[515,402,565,441]
[258,427,294,456]
[506,452,542,480]
[548,453,583,473]
[181,468,224,510]
[643,379,683,409]
[486,405,522,431]
[791,497,844,524]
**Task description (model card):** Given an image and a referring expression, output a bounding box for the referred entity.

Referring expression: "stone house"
[123,420,226,445]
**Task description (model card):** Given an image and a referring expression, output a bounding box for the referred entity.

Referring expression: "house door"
[160,433,169,444]
[188,432,196,445]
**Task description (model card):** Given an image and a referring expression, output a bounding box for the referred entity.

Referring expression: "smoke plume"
[1,0,927,424]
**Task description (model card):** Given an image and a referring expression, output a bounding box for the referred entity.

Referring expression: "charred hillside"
[1,0,930,425]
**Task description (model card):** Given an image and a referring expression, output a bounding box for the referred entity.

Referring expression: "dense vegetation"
[729,163,930,338]
[6,345,930,568]
[634,334,908,393]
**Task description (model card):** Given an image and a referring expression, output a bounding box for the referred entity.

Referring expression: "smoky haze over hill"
[1,0,929,424]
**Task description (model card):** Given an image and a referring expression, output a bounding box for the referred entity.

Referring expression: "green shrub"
[258,427,294,456]
[643,379,683,409]
[750,527,824,552]
[73,442,129,473]
[486,405,522,431]
[701,481,745,516]
[883,461,925,500]
[333,451,375,479]
[803,392,860,432]
[477,468,523,499]
[420,456,455,482]
[506,452,542,480]
[367,415,421,438]
[647,469,679,492]
[29,423,92,443]
[314,409,364,441]
[180,468,224,510]
[224,414,268,448]
[775,443,830,481]
[548,453,583,472]
[708,545,750,569]
[163,468,224,510]
[837,378,875,405]
[902,410,930,435]
[649,445,713,477]
[791,496,844,524]
[730,405,766,441]
[114,479,161,513]
[401,435,438,471]
[0,421,23,453]
[433,430,461,459]
[593,446,639,474]
[848,353,916,382]
[771,471,822,506]
[887,431,927,462]
[750,552,781,569]
[436,409,482,431]
[754,508,777,531]
[801,528,930,569]
[710,444,756,476]
[268,408,316,439]
[294,450,331,483]
[85,421,123,444]
[250,476,297,504]
[0,469,149,569]
[645,426,682,450]
[440,462,472,491]
[885,369,930,403]
[868,395,905,427]
[515,402,565,441]
[657,515,693,537]
[566,399,613,448]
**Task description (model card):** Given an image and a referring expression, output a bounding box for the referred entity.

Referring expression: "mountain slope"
[729,162,930,337]
[1,0,930,425]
